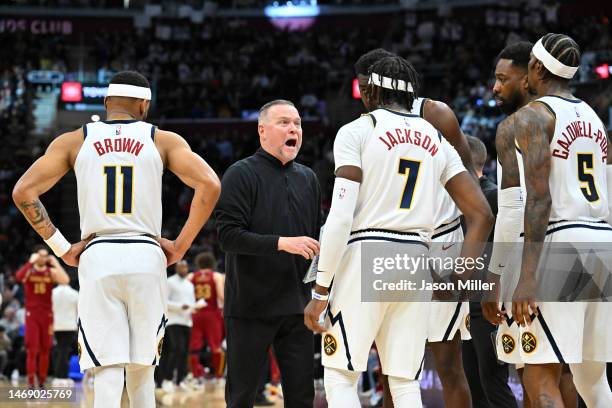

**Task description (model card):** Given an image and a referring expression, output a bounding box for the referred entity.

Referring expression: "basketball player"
[15,246,69,387]
[189,252,225,381]
[506,34,612,407]
[12,71,221,407]
[354,48,476,408]
[303,56,493,407]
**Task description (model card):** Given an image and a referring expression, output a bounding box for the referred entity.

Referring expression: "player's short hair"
[354,48,395,76]
[467,135,487,171]
[32,244,47,253]
[367,56,420,111]
[109,70,150,89]
[195,252,216,270]
[539,33,581,80]
[258,99,295,124]
[496,41,534,70]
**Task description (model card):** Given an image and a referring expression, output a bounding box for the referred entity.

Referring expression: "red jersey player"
[188,252,225,380]
[15,245,69,387]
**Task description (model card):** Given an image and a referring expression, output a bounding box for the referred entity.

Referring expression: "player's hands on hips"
[482,272,503,325]
[278,236,320,259]
[158,238,185,266]
[61,234,95,267]
[304,298,328,333]
[512,276,538,327]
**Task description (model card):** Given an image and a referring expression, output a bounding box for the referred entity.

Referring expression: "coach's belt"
[347,228,428,248]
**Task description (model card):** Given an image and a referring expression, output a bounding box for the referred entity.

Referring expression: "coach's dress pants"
[157,324,190,385]
[462,304,518,408]
[225,314,314,408]
[54,331,77,378]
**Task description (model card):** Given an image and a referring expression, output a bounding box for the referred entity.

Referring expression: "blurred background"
[0,0,610,406]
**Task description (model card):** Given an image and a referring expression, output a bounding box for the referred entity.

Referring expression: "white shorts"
[428,218,471,342]
[322,236,431,380]
[77,235,168,371]
[496,221,612,364]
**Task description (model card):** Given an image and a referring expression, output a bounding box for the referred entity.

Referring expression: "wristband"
[312,290,329,301]
[44,230,71,258]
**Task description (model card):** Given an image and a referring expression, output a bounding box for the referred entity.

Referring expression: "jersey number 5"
[104,166,134,214]
[577,153,599,202]
[398,158,421,209]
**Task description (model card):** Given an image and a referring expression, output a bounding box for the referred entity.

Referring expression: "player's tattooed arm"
[13,130,81,240]
[424,100,477,177]
[495,117,521,189]
[512,104,554,326]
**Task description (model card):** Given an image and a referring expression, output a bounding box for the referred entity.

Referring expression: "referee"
[215,99,321,408]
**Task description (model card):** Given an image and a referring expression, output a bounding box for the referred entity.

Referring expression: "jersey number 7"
[398,158,421,209]
[104,166,134,214]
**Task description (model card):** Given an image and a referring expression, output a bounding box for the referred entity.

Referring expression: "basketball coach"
[215,99,322,407]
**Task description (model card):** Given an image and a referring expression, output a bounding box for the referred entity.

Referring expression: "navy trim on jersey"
[414,355,426,380]
[84,239,161,252]
[351,228,420,236]
[78,318,101,367]
[441,302,462,342]
[150,125,156,142]
[515,145,522,155]
[519,222,612,237]
[437,131,442,142]
[367,113,377,127]
[102,119,140,124]
[347,236,429,248]
[534,100,556,119]
[545,95,582,104]
[419,98,427,118]
[432,221,461,240]
[382,108,420,118]
[536,307,566,364]
[327,309,354,371]
[83,124,88,140]
[156,314,168,336]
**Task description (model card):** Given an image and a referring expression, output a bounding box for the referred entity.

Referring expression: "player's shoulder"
[514,102,552,127]
[338,114,375,134]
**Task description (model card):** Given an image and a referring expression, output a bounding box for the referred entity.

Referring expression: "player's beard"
[498,91,522,115]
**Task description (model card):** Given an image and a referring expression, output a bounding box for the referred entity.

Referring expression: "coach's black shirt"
[215,148,321,318]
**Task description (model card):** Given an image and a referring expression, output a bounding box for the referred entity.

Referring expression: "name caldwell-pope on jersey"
[373,279,496,291]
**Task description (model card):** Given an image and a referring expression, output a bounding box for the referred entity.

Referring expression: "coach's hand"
[278,236,320,260]
[61,234,95,267]
[158,238,185,266]
[512,277,538,327]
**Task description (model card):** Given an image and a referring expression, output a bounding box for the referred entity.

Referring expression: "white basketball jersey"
[535,96,609,222]
[409,97,461,228]
[333,108,466,239]
[74,120,163,239]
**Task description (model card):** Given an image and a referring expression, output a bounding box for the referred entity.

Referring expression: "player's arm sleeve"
[316,123,364,288]
[214,164,280,255]
[489,186,524,275]
[15,262,32,282]
[439,138,467,185]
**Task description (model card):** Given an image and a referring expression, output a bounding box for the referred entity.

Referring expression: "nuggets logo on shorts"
[465,314,471,332]
[77,343,82,360]
[323,334,337,356]
[521,332,537,353]
[501,334,515,354]
[157,337,164,357]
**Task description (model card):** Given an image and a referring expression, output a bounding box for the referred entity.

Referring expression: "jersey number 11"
[104,166,134,214]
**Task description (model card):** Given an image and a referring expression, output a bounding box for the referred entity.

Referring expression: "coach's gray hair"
[258,99,295,124]
[466,135,487,171]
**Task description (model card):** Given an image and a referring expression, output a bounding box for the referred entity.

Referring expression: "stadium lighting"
[264,2,320,18]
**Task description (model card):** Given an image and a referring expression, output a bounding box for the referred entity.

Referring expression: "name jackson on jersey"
[378,125,440,157]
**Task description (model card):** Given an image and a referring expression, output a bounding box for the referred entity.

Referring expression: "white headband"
[106,83,152,100]
[532,38,579,79]
[368,72,414,93]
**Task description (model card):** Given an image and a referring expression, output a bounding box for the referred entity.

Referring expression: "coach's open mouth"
[285,138,297,147]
